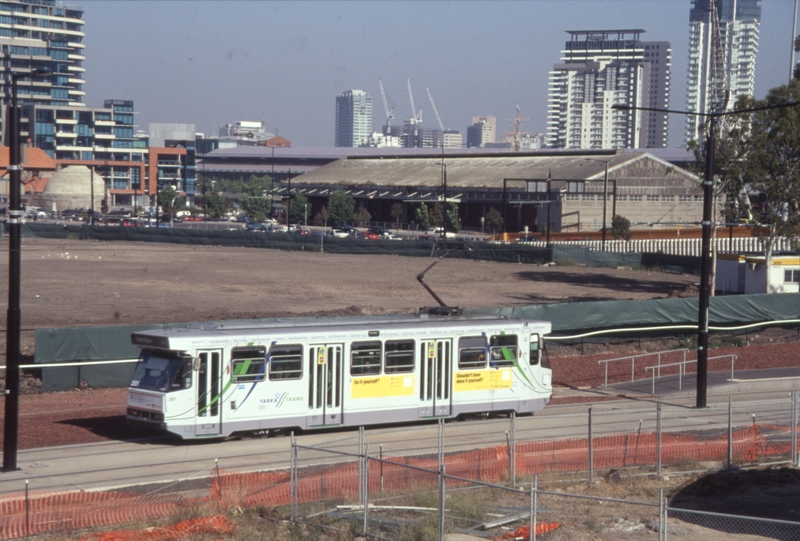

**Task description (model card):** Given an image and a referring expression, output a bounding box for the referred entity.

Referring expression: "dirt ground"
[0,237,798,540]
[0,237,701,359]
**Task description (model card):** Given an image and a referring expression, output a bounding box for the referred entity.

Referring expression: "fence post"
[438,419,444,470]
[660,489,666,541]
[438,465,446,541]
[510,411,516,486]
[531,475,539,541]
[363,443,369,537]
[727,398,733,470]
[380,443,384,492]
[290,432,297,522]
[792,390,798,468]
[358,426,365,503]
[25,479,29,538]
[656,403,662,476]
[588,406,594,482]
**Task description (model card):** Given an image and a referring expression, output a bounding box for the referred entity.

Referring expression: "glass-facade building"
[546,30,671,150]
[685,0,761,144]
[0,0,86,144]
[335,89,372,147]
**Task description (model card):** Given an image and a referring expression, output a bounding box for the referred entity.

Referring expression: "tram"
[126,312,552,439]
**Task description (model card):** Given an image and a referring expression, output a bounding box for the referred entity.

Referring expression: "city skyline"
[83,1,799,149]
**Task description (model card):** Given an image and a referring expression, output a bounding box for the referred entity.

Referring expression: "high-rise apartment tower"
[335,89,372,147]
[685,0,761,144]
[0,0,86,145]
[546,30,671,150]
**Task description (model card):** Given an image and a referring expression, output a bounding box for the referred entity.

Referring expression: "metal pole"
[697,116,716,409]
[510,411,516,486]
[438,465,445,541]
[602,162,608,250]
[363,443,369,537]
[791,0,799,81]
[90,166,95,225]
[290,432,297,522]
[3,75,22,472]
[529,483,534,541]
[532,475,538,541]
[727,397,733,470]
[792,391,798,467]
[656,403,662,476]
[286,170,291,227]
[502,178,507,234]
[588,406,594,482]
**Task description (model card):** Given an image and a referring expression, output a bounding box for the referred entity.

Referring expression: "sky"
[83,0,800,149]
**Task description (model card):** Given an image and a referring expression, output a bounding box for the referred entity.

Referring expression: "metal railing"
[644,354,737,394]
[598,348,689,387]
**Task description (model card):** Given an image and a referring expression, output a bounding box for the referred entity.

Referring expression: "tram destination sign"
[131,333,170,349]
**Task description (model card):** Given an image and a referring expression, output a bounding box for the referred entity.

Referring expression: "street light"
[3,68,49,472]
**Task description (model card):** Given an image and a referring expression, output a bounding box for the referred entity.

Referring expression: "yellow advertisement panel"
[454,369,512,392]
[351,375,415,399]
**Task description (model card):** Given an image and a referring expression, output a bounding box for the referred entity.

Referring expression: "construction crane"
[708,0,730,117]
[378,79,394,135]
[406,77,422,125]
[504,105,530,152]
[426,88,445,131]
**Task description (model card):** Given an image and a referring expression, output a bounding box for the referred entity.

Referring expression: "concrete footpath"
[552,367,800,401]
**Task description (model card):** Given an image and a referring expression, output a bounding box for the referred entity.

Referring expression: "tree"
[353,207,371,227]
[289,191,309,224]
[239,196,271,222]
[390,202,403,229]
[611,215,632,241]
[429,203,443,230]
[445,202,461,233]
[313,205,331,227]
[327,188,355,225]
[700,80,800,292]
[204,191,227,219]
[485,207,503,234]
[414,203,430,231]
[157,185,184,216]
[739,82,800,289]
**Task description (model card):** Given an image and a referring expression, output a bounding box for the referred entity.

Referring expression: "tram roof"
[131,312,551,349]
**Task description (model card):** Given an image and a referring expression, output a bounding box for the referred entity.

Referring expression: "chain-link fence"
[287,393,800,539]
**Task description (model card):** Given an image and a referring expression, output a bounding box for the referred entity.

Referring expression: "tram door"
[196,349,223,436]
[419,339,452,418]
[308,344,344,426]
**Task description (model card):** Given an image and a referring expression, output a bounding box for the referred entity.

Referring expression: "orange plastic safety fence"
[0,423,795,540]
[78,514,236,541]
[494,521,560,540]
[0,491,190,540]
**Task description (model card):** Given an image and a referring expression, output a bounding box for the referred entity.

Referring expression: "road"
[0,380,797,498]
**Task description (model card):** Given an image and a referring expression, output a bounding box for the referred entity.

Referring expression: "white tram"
[126,313,552,439]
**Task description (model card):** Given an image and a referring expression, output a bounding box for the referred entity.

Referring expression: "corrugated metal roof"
[293,151,670,189]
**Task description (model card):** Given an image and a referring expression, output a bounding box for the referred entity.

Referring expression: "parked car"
[334,223,357,233]
[425,227,456,239]
[380,233,403,241]
[329,228,349,238]
[364,231,379,240]
[245,222,267,232]
[368,226,390,236]
[269,225,289,233]
[294,226,311,235]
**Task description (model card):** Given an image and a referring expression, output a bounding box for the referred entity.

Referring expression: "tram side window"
[351,341,382,375]
[269,345,303,380]
[459,336,487,369]
[489,334,518,367]
[385,340,415,373]
[529,334,541,366]
[231,346,267,383]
